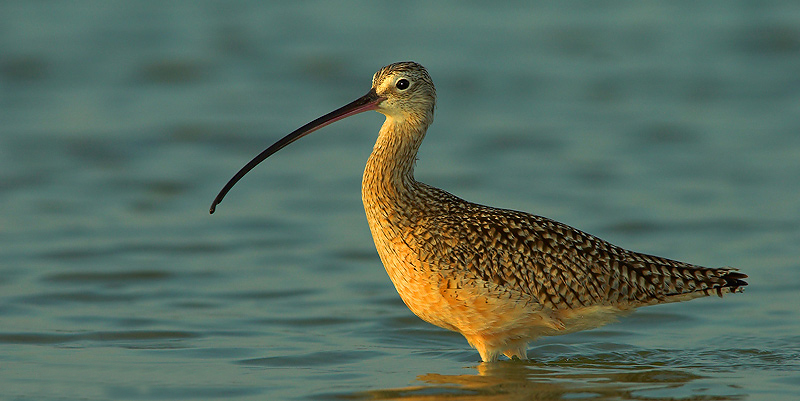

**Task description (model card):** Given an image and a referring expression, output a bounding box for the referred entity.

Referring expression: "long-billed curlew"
[210,62,747,362]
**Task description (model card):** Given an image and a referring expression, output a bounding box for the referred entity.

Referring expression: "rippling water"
[2,1,799,400]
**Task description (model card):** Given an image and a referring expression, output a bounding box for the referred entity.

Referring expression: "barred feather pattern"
[413,183,746,308]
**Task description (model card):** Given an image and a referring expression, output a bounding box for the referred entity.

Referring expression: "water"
[2,1,799,400]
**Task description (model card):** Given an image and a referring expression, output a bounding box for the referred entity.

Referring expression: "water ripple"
[239,350,385,367]
[0,330,199,345]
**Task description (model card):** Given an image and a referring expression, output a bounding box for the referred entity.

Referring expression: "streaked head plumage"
[371,61,436,125]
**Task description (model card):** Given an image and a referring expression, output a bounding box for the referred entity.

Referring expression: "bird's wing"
[425,199,746,310]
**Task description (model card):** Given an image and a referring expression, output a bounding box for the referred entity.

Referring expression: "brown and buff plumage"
[212,61,748,362]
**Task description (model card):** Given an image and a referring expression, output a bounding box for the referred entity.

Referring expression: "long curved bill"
[210,88,384,214]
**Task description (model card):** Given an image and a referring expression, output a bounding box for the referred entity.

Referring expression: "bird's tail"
[701,269,748,297]
[656,266,748,304]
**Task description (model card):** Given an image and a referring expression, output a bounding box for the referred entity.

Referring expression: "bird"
[209,61,748,362]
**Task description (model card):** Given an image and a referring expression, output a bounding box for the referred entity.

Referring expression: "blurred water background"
[1,1,799,400]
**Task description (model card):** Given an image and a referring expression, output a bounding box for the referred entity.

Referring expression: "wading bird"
[210,62,747,362]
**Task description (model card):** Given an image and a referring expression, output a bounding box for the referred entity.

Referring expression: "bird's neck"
[362,117,428,204]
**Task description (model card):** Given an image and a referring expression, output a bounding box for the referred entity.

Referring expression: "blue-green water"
[2,1,799,400]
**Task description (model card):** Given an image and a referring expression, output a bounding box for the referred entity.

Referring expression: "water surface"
[2,1,799,400]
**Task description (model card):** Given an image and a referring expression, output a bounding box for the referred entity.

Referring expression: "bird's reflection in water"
[339,358,737,401]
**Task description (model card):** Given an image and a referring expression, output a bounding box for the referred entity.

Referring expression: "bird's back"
[407,183,747,312]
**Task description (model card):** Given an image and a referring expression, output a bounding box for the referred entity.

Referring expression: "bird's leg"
[503,343,529,360]
[465,335,501,362]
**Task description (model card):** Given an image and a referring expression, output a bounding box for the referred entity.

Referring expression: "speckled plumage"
[361,62,746,362]
[211,61,747,363]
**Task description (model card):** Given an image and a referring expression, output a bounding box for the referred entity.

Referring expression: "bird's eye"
[395,78,410,90]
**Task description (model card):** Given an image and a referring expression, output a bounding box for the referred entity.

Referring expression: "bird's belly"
[376,243,460,332]
[376,235,629,336]
[376,237,551,337]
